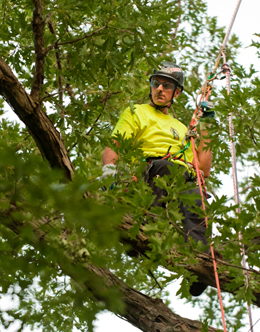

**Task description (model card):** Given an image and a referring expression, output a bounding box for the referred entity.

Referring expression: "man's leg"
[146,159,174,208]
[179,185,208,249]
[178,183,209,296]
[146,159,208,296]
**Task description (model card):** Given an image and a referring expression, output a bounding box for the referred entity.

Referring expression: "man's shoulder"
[132,104,152,113]
[121,104,152,118]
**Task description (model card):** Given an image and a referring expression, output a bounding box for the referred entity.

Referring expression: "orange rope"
[189,90,228,332]
[191,136,227,332]
[187,2,255,330]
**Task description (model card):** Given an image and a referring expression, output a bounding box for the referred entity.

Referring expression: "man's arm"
[102,146,119,166]
[194,125,212,178]
[101,147,119,180]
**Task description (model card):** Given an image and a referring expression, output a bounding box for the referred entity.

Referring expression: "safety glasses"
[150,79,176,90]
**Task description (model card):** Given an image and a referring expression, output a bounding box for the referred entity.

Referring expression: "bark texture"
[0,205,221,332]
[31,0,45,99]
[0,58,74,180]
[87,266,220,332]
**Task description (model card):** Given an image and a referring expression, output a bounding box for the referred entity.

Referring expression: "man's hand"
[199,101,215,121]
[100,164,117,191]
[199,101,215,131]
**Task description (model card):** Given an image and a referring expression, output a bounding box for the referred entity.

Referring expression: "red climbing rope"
[188,1,254,331]
[191,136,228,332]
[189,89,228,332]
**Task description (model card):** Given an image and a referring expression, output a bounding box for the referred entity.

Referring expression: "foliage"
[0,0,260,331]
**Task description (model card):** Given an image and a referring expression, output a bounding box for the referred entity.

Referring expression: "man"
[102,62,213,296]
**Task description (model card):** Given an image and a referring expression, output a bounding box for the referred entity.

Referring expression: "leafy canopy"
[0,0,260,331]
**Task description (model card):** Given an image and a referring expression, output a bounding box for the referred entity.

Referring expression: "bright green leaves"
[0,121,130,332]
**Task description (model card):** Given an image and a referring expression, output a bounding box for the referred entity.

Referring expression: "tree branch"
[65,54,75,99]
[83,265,220,332]
[45,25,134,54]
[119,216,260,308]
[45,25,109,54]
[47,18,63,103]
[31,0,45,100]
[0,206,220,332]
[0,57,74,180]
[170,0,181,44]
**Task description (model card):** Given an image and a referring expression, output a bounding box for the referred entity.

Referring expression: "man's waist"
[146,156,188,164]
[146,156,163,163]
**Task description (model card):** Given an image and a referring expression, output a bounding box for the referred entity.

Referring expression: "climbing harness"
[185,1,254,331]
[158,143,198,178]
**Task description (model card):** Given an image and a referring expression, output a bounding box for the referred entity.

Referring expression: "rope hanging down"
[188,90,228,332]
[185,1,255,331]
[221,0,254,330]
[225,0,254,330]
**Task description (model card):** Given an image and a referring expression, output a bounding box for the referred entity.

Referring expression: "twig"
[247,125,258,147]
[247,317,260,332]
[86,90,121,135]
[160,0,181,57]
[107,26,134,35]
[86,113,101,136]
[45,25,108,54]
[191,248,260,276]
[45,24,134,54]
[170,105,177,119]
[65,54,75,99]
[148,269,163,290]
[65,115,88,129]
[41,91,60,102]
[240,185,254,195]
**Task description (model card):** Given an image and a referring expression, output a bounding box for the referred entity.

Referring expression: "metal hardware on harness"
[201,84,213,93]
[182,130,199,147]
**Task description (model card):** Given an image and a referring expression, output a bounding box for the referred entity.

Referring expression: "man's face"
[151,76,180,106]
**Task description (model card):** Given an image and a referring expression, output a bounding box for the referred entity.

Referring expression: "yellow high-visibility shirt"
[112,104,194,167]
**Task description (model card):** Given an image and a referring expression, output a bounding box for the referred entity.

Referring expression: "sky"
[94,1,260,332]
[0,0,259,331]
